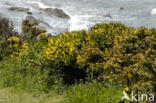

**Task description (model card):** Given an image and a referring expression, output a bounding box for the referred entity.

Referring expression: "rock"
[36,22,52,30]
[25,15,52,28]
[0,12,2,17]
[120,7,124,10]
[26,15,39,25]
[41,8,70,19]
[103,14,112,19]
[27,11,32,15]
[8,7,29,12]
[5,2,14,6]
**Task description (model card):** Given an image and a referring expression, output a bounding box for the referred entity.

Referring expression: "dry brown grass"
[0,87,64,103]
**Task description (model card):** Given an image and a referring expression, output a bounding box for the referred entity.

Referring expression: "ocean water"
[0,0,156,34]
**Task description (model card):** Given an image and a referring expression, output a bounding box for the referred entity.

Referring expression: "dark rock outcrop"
[27,11,32,15]
[25,15,52,28]
[103,14,112,19]
[26,15,39,25]
[120,7,124,10]
[41,8,70,19]
[8,7,29,12]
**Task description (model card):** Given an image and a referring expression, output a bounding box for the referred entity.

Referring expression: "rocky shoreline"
[2,6,71,34]
[8,6,70,19]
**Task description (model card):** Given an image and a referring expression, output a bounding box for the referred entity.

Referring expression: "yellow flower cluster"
[133,28,152,37]
[124,87,129,92]
[6,22,153,94]
[37,33,48,41]
[22,19,46,38]
[44,31,84,64]
[8,36,21,49]
[87,23,129,51]
[8,36,20,43]
[21,43,29,49]
[18,43,29,56]
[77,48,105,71]
[43,23,155,94]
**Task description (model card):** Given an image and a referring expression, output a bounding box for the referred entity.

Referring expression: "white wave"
[151,8,156,15]
[24,0,49,8]
[69,15,92,32]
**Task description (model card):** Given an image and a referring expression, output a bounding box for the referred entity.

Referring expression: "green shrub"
[44,31,88,84]
[103,34,156,95]
[0,57,63,92]
[0,37,63,92]
[21,20,46,41]
[0,20,156,101]
[44,31,87,66]
[0,18,17,40]
[0,18,18,60]
[77,47,105,74]
[87,23,127,51]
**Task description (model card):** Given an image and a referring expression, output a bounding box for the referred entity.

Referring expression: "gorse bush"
[44,31,87,66]
[77,47,105,73]
[0,18,155,102]
[44,31,88,84]
[0,41,63,92]
[7,36,21,54]
[88,23,126,50]
[103,34,156,94]
[0,18,62,91]
[21,19,46,41]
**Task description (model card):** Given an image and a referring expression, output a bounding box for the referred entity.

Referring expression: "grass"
[0,87,64,103]
[63,80,123,103]
[0,82,123,103]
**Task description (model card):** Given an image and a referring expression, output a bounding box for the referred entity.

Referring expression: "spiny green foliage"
[0,18,155,102]
[0,44,63,92]
[44,23,156,95]
[0,18,62,91]
[103,34,156,94]
[22,19,46,41]
[44,31,87,66]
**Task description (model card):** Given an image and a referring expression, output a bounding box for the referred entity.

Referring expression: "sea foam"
[151,8,156,15]
[69,15,91,32]
[25,1,49,8]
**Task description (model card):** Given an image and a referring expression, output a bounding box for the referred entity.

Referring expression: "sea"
[0,0,156,34]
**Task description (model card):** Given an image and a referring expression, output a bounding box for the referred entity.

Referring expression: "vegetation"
[0,87,64,103]
[0,17,155,103]
[63,80,122,103]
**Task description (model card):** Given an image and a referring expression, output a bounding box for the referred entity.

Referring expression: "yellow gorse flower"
[8,36,21,51]
[44,31,84,64]
[38,33,48,41]
[124,87,129,92]
[18,43,29,56]
[8,36,20,43]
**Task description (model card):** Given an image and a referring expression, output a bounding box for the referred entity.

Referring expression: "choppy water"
[0,0,156,34]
